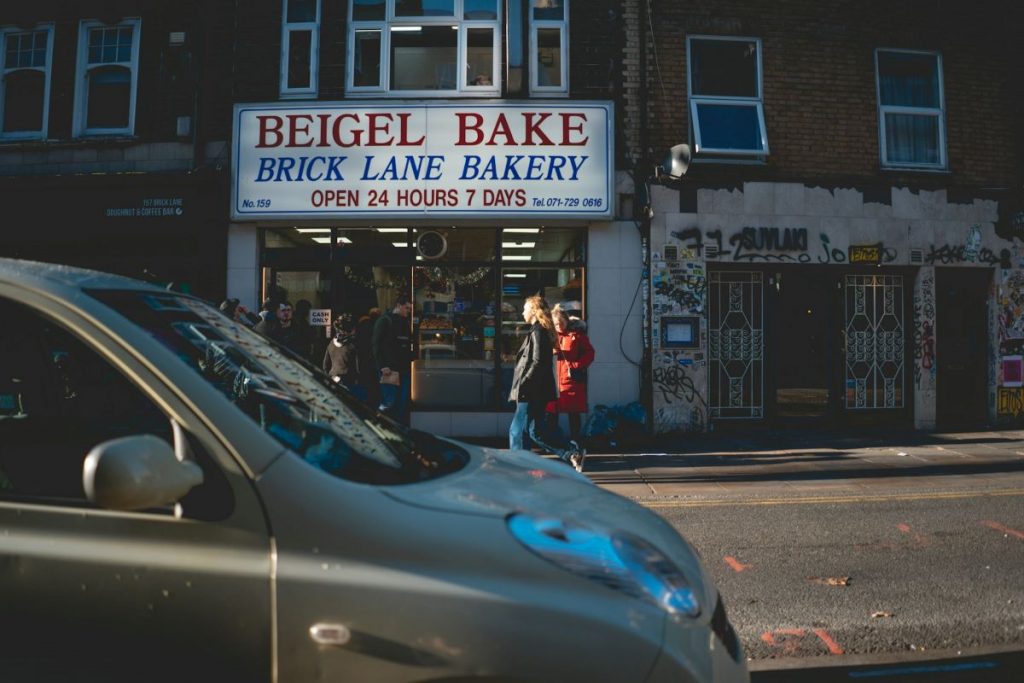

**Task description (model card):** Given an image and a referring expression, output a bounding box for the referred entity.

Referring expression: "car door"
[0,292,273,682]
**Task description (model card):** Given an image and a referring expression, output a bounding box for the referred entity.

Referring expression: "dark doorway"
[769,269,837,422]
[936,268,990,428]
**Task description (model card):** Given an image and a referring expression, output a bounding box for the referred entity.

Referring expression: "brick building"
[624,0,1024,433]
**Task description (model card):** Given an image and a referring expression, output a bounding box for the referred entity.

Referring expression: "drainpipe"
[637,0,653,433]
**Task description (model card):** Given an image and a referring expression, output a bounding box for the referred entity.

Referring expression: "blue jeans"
[509,401,570,461]
[379,372,409,424]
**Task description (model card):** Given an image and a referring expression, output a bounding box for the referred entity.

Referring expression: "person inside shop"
[372,296,413,423]
[255,300,301,354]
[355,307,382,409]
[508,295,585,472]
[546,304,595,448]
[292,299,316,362]
[323,313,364,400]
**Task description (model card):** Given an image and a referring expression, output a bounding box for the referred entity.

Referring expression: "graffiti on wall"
[653,265,705,315]
[652,351,706,433]
[672,228,896,264]
[912,271,936,390]
[997,387,1024,418]
[997,270,1024,353]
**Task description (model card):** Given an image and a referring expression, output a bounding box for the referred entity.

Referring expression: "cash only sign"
[231,102,613,220]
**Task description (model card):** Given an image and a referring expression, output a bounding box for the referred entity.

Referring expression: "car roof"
[0,258,168,295]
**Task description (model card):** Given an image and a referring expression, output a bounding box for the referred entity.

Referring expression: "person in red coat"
[547,304,596,444]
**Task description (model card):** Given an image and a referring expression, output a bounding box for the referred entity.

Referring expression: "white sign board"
[231,102,613,220]
[309,309,332,327]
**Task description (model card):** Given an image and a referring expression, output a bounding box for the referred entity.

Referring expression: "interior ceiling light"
[504,273,528,278]
[503,255,532,261]
[504,228,540,233]
[392,242,409,248]
[502,242,536,248]
[376,228,408,233]
[296,228,331,234]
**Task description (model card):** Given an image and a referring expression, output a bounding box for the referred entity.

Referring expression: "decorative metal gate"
[709,271,764,418]
[844,275,905,409]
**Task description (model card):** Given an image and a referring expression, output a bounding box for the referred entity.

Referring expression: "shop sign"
[103,196,185,219]
[231,102,613,220]
[849,243,882,265]
[309,309,332,326]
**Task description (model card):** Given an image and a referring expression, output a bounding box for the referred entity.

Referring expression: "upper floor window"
[876,49,945,170]
[1,24,53,140]
[347,0,500,96]
[280,0,320,98]
[73,19,141,137]
[687,35,768,158]
[529,0,568,95]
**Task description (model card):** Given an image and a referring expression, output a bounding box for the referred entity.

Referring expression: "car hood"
[383,442,714,606]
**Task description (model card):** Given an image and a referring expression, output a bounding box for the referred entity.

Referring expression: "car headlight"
[507,514,701,618]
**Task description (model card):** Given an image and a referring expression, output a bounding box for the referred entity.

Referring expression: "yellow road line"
[637,488,1024,509]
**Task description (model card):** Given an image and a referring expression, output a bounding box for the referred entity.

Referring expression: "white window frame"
[0,24,54,140]
[280,0,320,99]
[529,0,569,96]
[347,0,501,97]
[875,48,946,170]
[686,35,768,157]
[73,18,142,138]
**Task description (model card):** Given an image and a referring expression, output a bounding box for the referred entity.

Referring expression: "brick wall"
[627,0,1022,190]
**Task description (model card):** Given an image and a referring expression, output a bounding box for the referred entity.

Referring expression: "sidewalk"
[577,429,1024,502]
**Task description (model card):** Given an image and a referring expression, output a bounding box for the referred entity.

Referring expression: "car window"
[0,296,232,519]
[89,290,469,485]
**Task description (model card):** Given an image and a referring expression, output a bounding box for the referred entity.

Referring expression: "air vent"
[910,249,923,264]
[416,230,448,259]
[663,245,679,261]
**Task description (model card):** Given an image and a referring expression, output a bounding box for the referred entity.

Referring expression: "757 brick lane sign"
[231,102,613,220]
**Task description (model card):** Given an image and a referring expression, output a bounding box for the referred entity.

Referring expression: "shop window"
[687,36,768,158]
[876,49,945,169]
[73,19,141,137]
[280,0,320,98]
[348,0,500,96]
[529,0,568,95]
[1,24,52,139]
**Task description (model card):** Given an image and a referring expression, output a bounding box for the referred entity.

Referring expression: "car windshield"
[88,290,469,485]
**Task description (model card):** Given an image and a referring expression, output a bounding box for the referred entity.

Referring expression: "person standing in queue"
[372,296,413,423]
[355,307,382,409]
[508,295,584,471]
[547,305,595,453]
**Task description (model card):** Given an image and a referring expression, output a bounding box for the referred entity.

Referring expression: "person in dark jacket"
[372,296,413,422]
[254,300,302,354]
[508,295,583,470]
[323,313,365,400]
[218,298,260,327]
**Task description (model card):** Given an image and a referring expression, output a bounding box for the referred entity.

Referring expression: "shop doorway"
[768,268,838,422]
[936,268,990,428]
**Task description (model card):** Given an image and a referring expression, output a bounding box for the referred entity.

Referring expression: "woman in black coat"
[508,295,584,471]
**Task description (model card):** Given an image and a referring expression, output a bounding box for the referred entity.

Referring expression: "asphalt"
[574,428,1024,502]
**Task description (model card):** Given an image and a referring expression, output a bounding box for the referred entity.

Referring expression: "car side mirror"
[83,435,204,511]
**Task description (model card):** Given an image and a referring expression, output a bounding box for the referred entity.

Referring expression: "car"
[0,259,748,683]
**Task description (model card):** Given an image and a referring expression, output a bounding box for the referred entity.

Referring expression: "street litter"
[808,576,851,586]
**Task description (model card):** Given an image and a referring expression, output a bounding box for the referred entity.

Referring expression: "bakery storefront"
[228,101,611,435]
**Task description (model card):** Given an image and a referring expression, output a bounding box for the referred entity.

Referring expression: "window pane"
[465,0,499,19]
[352,0,385,20]
[390,26,457,90]
[878,52,940,108]
[396,0,455,17]
[287,29,312,89]
[695,103,764,152]
[536,27,562,87]
[690,39,758,98]
[412,265,497,410]
[287,0,318,23]
[2,70,45,132]
[86,65,130,129]
[353,29,381,87]
[532,0,565,20]
[885,113,940,165]
[467,27,494,86]
[5,31,47,68]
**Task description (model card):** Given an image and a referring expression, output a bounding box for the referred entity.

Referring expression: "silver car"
[0,259,747,683]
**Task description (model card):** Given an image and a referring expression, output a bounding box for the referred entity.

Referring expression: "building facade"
[624,0,1023,434]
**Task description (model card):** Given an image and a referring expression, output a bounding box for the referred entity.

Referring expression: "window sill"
[880,166,950,174]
